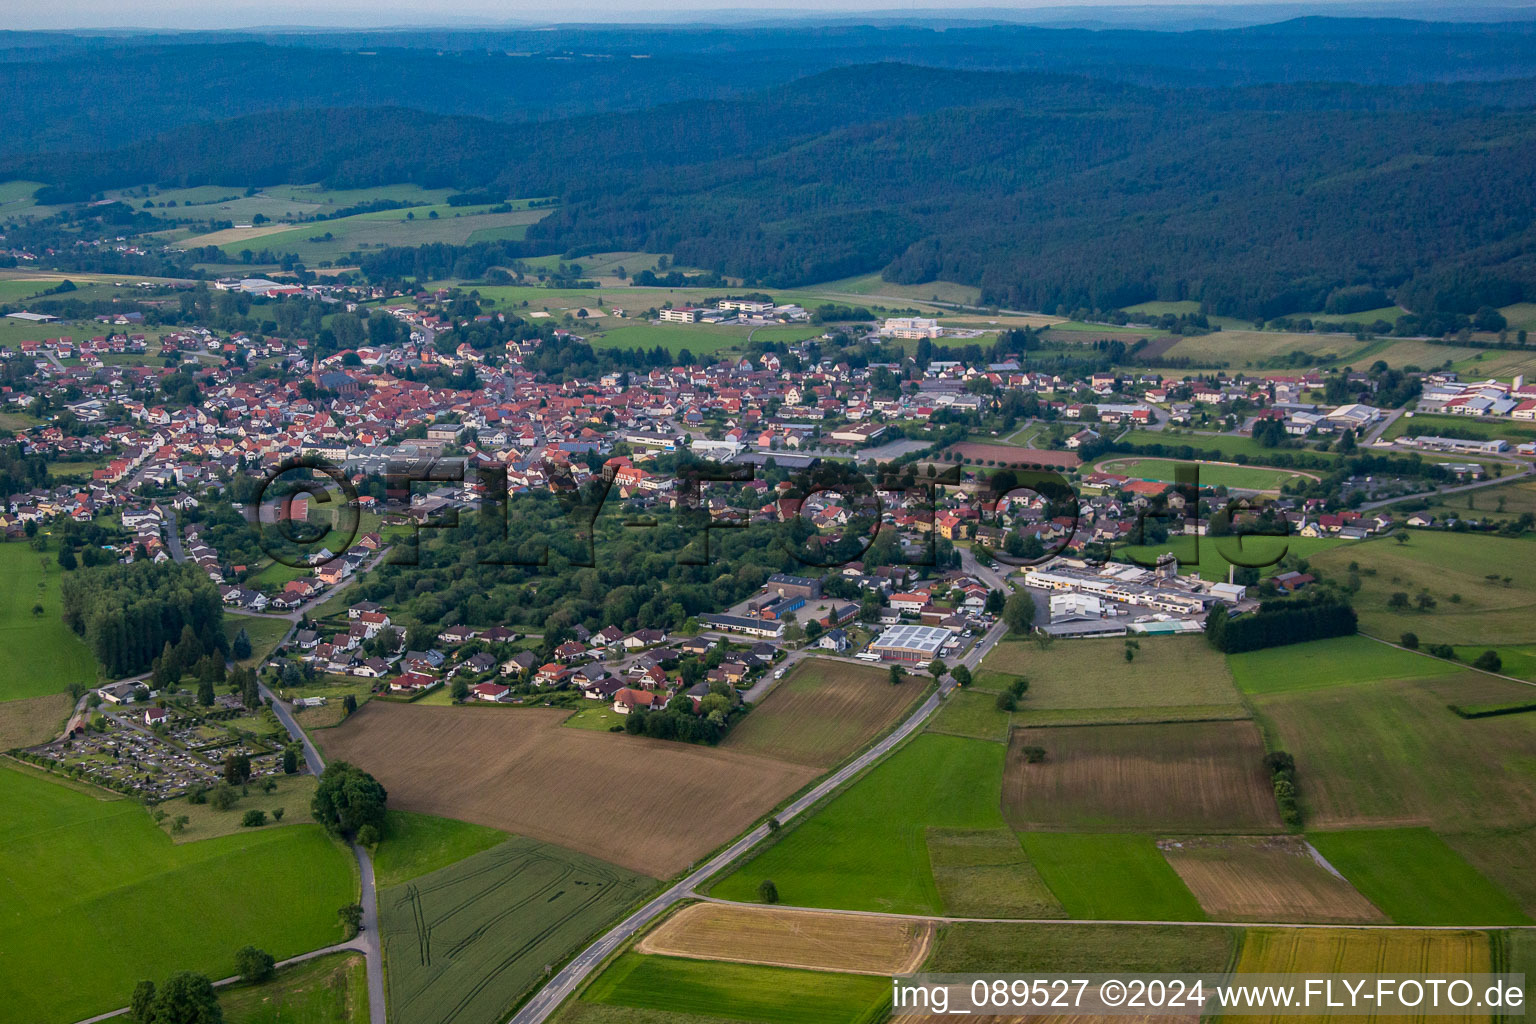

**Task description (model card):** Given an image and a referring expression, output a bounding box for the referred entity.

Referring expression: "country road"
[263,678,387,1024]
[507,612,1011,1024]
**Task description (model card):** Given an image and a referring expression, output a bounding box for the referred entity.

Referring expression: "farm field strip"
[381,837,651,1024]
[321,702,817,877]
[721,658,919,768]
[636,902,933,975]
[1003,721,1283,833]
[1158,836,1386,924]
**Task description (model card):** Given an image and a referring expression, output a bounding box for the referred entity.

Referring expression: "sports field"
[0,540,99,700]
[981,635,1248,725]
[1257,675,1536,831]
[1093,457,1313,491]
[1158,836,1384,923]
[1226,635,1453,695]
[1307,829,1529,926]
[1017,833,1206,921]
[322,703,817,877]
[381,836,652,1024]
[925,827,1065,918]
[722,658,919,768]
[710,734,1006,914]
[638,903,932,975]
[0,763,356,1024]
[1003,721,1282,833]
[1310,532,1536,645]
[582,954,891,1024]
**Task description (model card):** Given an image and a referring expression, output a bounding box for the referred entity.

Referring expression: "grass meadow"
[1257,674,1536,832]
[925,827,1065,918]
[0,763,357,1024]
[1311,532,1536,645]
[582,954,891,1024]
[1308,829,1529,926]
[0,539,100,700]
[710,733,1006,914]
[219,951,368,1024]
[1227,635,1453,695]
[1113,532,1348,584]
[980,634,1248,725]
[1018,832,1206,921]
[372,810,507,888]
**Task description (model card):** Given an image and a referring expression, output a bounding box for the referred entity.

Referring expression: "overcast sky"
[1,0,1517,30]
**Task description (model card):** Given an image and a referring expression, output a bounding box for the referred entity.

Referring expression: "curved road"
[262,679,387,1024]
[507,613,1010,1024]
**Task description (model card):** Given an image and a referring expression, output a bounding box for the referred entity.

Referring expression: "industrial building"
[869,624,953,662]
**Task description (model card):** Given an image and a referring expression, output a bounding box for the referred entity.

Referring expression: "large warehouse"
[869,624,953,663]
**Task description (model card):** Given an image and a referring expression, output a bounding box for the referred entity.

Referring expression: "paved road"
[262,680,387,1024]
[164,509,187,563]
[1358,459,1535,512]
[507,612,1012,1024]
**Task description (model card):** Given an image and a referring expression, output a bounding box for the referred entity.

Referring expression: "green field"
[204,203,551,263]
[1115,428,1341,465]
[928,920,1237,973]
[226,614,295,667]
[710,734,1005,914]
[587,323,759,356]
[1309,829,1530,926]
[582,955,890,1024]
[1019,832,1206,921]
[372,810,507,888]
[926,687,1014,741]
[1116,533,1349,583]
[980,634,1249,724]
[380,836,652,1024]
[220,951,368,1024]
[1258,674,1536,832]
[0,763,357,1024]
[1310,532,1536,645]
[925,828,1065,918]
[1385,412,1536,444]
[809,271,981,306]
[1227,635,1454,695]
[0,539,100,700]
[1093,456,1316,491]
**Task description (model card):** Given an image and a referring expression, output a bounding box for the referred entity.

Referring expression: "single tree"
[338,903,364,938]
[197,679,215,707]
[311,761,387,839]
[951,664,972,687]
[1400,632,1419,649]
[242,809,267,827]
[927,658,946,680]
[282,745,299,775]
[758,879,780,904]
[888,665,904,686]
[224,752,252,786]
[232,628,252,661]
[234,946,275,984]
[1003,591,1035,633]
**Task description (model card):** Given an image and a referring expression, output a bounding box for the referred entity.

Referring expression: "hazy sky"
[0,0,1504,31]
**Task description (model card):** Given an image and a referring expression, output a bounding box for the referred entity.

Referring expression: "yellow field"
[0,693,71,750]
[638,902,933,975]
[1231,928,1493,1024]
[1159,837,1385,924]
[178,223,304,248]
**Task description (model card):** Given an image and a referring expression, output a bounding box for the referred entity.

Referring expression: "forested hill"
[4,17,1536,159]
[17,59,1536,320]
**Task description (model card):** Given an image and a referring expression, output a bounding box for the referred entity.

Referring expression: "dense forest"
[60,561,226,678]
[9,27,1536,321]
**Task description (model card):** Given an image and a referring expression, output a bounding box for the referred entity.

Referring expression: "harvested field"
[638,902,932,975]
[381,837,651,1024]
[1158,836,1385,923]
[583,954,891,1024]
[722,658,918,768]
[1003,721,1282,833]
[1230,928,1493,1024]
[322,703,818,877]
[925,828,1065,919]
[941,442,1079,469]
[0,692,71,749]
